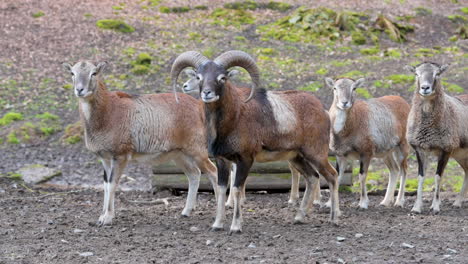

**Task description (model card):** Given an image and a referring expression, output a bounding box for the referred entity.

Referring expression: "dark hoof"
[293,220,305,225]
[180,214,189,218]
[228,229,242,235]
[210,226,224,232]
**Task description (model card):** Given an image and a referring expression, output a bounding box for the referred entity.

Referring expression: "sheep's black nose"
[421,84,430,91]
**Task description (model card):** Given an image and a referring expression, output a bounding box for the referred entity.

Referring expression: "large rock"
[17,164,61,184]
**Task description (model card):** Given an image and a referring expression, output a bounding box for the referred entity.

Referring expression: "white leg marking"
[411,175,425,213]
[454,169,468,207]
[381,157,398,207]
[288,166,300,205]
[181,167,201,217]
[294,175,313,224]
[430,174,441,213]
[358,172,369,209]
[212,185,227,230]
[229,187,243,234]
[225,164,236,208]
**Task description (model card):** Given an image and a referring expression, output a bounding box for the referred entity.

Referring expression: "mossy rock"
[96,19,135,33]
[448,14,467,23]
[351,31,366,45]
[384,48,402,58]
[315,68,328,75]
[264,1,292,12]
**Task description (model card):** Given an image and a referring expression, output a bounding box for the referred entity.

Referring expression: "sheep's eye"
[196,76,200,80]
[70,72,75,76]
[91,72,97,76]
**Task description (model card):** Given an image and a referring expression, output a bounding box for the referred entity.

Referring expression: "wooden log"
[152,160,353,192]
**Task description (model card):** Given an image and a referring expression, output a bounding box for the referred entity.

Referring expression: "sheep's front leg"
[358,157,371,209]
[225,163,236,208]
[412,150,427,213]
[229,157,253,235]
[430,151,450,214]
[211,159,231,231]
[98,157,128,226]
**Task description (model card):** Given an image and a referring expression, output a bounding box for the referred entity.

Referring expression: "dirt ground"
[1,177,467,264]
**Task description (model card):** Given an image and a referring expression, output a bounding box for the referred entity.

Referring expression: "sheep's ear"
[438,64,449,75]
[95,61,108,75]
[404,65,415,74]
[352,78,365,90]
[227,69,240,78]
[184,68,197,78]
[62,63,73,73]
[325,77,335,88]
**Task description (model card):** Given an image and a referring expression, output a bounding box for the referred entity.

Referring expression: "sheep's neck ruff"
[204,81,240,157]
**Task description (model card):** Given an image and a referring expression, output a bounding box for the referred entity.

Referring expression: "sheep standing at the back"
[325,77,410,208]
[171,50,339,234]
[405,62,468,213]
[62,61,218,226]
[181,69,321,207]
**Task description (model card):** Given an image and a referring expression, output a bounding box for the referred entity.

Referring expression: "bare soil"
[1,178,468,264]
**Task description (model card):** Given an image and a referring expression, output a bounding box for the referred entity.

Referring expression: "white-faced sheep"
[62,61,217,226]
[171,50,339,234]
[405,62,468,213]
[325,77,410,209]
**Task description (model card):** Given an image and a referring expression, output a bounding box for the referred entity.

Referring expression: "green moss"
[461,7,468,15]
[202,47,216,58]
[96,19,135,33]
[194,5,208,10]
[264,1,292,12]
[448,14,467,23]
[258,7,369,44]
[7,132,19,144]
[299,82,323,92]
[315,68,328,75]
[257,47,276,55]
[35,112,59,121]
[351,31,366,45]
[32,11,45,18]
[188,32,202,41]
[340,70,365,79]
[330,60,352,67]
[65,135,81,144]
[210,8,255,27]
[159,6,190,13]
[7,173,22,181]
[414,7,432,16]
[83,13,93,18]
[356,88,371,99]
[224,1,258,10]
[442,81,464,93]
[131,65,150,75]
[234,36,247,41]
[135,53,152,65]
[449,35,459,42]
[123,47,136,56]
[0,112,23,126]
[360,46,380,55]
[112,5,124,10]
[384,74,415,84]
[63,83,73,90]
[455,25,467,39]
[414,48,440,57]
[384,48,402,58]
[40,127,55,136]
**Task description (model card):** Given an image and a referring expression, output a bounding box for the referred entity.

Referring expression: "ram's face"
[197,62,227,103]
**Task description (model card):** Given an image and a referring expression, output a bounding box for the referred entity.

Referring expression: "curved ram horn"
[170,51,209,102]
[214,50,260,103]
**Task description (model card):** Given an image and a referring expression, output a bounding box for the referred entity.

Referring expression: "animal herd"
[62,50,467,234]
